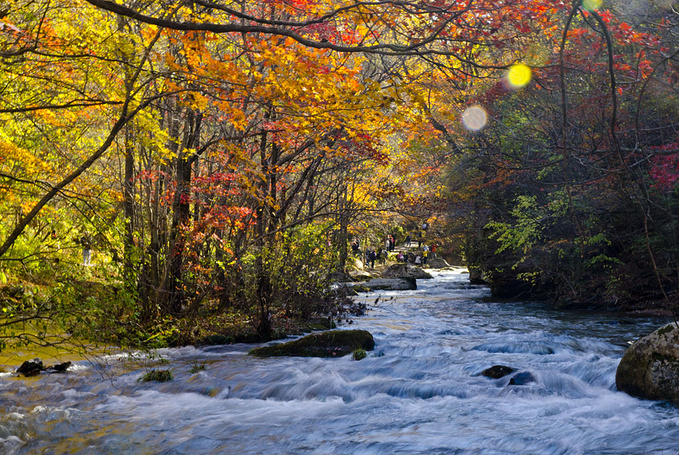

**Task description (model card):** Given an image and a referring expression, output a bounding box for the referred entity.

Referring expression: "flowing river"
[2,268,679,454]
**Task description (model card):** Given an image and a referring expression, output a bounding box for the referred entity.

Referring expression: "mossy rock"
[249,330,375,358]
[616,323,679,401]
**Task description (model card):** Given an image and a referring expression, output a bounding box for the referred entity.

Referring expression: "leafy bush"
[352,348,367,361]
[139,369,173,382]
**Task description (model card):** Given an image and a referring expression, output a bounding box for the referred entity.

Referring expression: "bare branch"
[83,0,474,56]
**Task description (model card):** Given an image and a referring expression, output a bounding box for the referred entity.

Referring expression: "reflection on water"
[2,268,678,454]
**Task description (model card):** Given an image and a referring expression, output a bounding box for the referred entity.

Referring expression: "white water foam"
[1,269,678,454]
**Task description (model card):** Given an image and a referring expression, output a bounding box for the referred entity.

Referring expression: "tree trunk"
[161,107,202,315]
[337,184,349,272]
[254,128,273,337]
[123,126,136,283]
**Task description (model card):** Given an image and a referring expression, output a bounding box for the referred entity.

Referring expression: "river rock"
[427,257,450,269]
[46,361,72,373]
[249,329,375,358]
[15,359,72,376]
[16,358,44,377]
[509,371,535,385]
[616,323,679,401]
[363,277,417,291]
[481,365,516,379]
[382,263,433,280]
[349,270,374,281]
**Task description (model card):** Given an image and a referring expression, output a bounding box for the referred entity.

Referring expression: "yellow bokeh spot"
[582,0,603,11]
[507,63,532,89]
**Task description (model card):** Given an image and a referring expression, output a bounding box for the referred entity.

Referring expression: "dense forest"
[1,0,677,351]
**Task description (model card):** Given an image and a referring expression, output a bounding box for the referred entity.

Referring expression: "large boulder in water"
[362,277,417,291]
[249,330,375,358]
[427,257,450,269]
[616,323,679,401]
[481,365,516,379]
[382,263,432,280]
[15,359,71,377]
[16,358,44,377]
[509,371,535,385]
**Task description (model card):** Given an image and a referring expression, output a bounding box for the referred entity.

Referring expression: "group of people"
[364,247,389,268]
[352,233,438,269]
[395,243,436,266]
[416,244,435,265]
[352,238,382,268]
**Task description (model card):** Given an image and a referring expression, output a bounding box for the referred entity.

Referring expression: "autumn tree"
[6,0,673,346]
[447,0,679,307]
[0,0,172,347]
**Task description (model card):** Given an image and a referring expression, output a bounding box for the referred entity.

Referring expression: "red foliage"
[649,141,679,190]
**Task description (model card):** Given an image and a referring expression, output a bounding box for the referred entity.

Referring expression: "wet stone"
[46,362,72,374]
[509,371,535,386]
[249,329,375,358]
[16,358,44,377]
[481,365,516,379]
[616,323,679,401]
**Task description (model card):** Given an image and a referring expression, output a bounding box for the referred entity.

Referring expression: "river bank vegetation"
[1,0,678,352]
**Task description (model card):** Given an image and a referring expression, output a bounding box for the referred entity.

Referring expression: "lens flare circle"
[462,105,488,132]
[507,63,532,89]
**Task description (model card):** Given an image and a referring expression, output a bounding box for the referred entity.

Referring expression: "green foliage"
[486,195,542,255]
[235,223,339,330]
[352,348,367,361]
[189,362,206,373]
[139,369,173,383]
[486,193,567,258]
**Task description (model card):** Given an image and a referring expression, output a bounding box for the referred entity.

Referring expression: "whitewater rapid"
[1,268,678,454]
